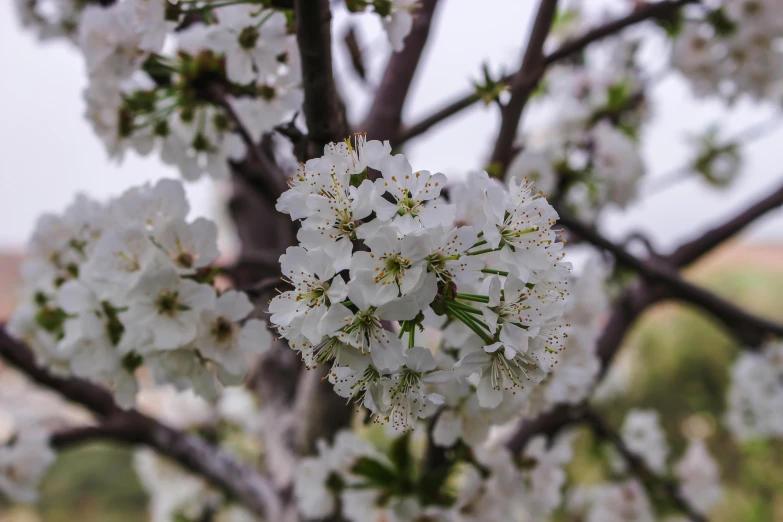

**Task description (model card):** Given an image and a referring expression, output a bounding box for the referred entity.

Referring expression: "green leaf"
[552,8,579,32]
[707,7,738,37]
[606,81,632,113]
[471,63,507,105]
[350,457,399,487]
[654,9,684,38]
[35,306,68,336]
[350,169,368,187]
[389,433,412,477]
[417,465,456,507]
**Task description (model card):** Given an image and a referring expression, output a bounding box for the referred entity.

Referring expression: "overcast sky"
[2,1,783,255]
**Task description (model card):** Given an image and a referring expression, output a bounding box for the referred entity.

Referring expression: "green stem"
[180,0,250,13]
[466,247,502,256]
[468,239,488,250]
[254,9,275,28]
[446,300,484,315]
[481,268,508,276]
[448,308,493,344]
[455,293,490,304]
[446,304,492,332]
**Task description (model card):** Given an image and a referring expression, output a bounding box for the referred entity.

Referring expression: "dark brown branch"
[208,88,288,203]
[505,403,587,454]
[290,0,356,455]
[489,0,560,173]
[581,407,707,522]
[397,0,698,145]
[0,328,120,417]
[50,422,130,448]
[397,92,482,145]
[294,0,348,153]
[506,184,783,455]
[558,211,783,348]
[546,0,696,63]
[0,328,281,519]
[359,0,441,142]
[667,182,783,268]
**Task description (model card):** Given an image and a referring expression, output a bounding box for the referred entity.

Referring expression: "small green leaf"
[389,433,412,477]
[707,7,738,37]
[350,457,399,487]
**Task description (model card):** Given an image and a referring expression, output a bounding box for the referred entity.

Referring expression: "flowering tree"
[2,0,783,520]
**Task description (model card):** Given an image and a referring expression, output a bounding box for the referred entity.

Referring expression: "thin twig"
[359,0,441,141]
[210,88,288,202]
[667,181,783,268]
[489,0,560,173]
[643,116,783,197]
[397,0,699,145]
[558,211,783,348]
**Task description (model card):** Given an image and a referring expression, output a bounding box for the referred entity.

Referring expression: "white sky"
[2,1,783,255]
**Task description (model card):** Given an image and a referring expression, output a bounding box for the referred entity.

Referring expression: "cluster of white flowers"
[567,412,722,520]
[725,341,783,440]
[621,409,670,475]
[675,439,723,515]
[569,479,655,522]
[509,34,647,219]
[271,136,571,433]
[294,429,573,522]
[0,426,56,504]
[21,0,300,181]
[14,0,84,41]
[522,252,608,417]
[8,179,270,407]
[672,0,783,101]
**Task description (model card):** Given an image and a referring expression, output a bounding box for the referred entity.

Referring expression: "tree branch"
[506,183,783,456]
[558,211,783,348]
[295,0,349,153]
[208,88,289,203]
[580,407,707,522]
[288,0,356,454]
[667,182,783,268]
[397,0,698,145]
[0,328,282,519]
[489,0,560,173]
[359,0,441,142]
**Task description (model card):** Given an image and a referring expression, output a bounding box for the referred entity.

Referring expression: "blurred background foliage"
[3,255,783,521]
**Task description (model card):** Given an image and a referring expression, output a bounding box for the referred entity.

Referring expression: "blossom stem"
[465,247,502,256]
[254,9,276,28]
[447,307,493,344]
[180,0,250,13]
[448,305,492,332]
[481,268,508,276]
[446,300,484,315]
[455,293,490,303]
[468,239,488,249]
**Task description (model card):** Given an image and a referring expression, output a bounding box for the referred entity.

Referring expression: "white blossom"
[621,409,669,475]
[0,428,56,504]
[209,7,289,84]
